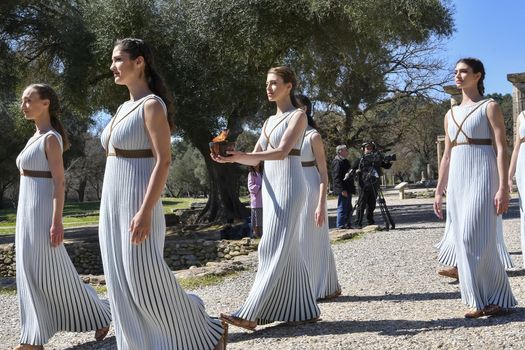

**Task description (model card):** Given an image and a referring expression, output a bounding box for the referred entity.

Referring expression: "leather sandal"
[438,267,459,279]
[95,326,110,341]
[464,309,484,318]
[219,313,256,331]
[482,304,505,316]
[13,345,44,350]
[465,305,505,318]
[214,321,228,350]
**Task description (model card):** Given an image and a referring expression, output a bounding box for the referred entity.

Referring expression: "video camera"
[352,141,396,187]
[359,141,396,168]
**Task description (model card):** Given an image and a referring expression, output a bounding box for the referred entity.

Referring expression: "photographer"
[331,145,356,229]
[352,141,393,228]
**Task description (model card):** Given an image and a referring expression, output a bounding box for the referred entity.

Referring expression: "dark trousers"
[356,186,377,226]
[336,193,353,228]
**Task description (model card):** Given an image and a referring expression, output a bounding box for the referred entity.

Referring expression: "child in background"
[248,163,263,238]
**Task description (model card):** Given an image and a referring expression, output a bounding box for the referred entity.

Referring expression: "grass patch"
[0,197,210,235]
[0,286,17,296]
[94,285,107,294]
[178,273,235,290]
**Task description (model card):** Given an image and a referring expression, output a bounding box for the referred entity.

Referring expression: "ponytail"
[295,94,318,129]
[115,38,176,132]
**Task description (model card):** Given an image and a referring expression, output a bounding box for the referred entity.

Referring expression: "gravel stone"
[1,195,525,349]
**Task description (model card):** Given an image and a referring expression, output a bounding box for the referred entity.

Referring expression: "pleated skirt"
[233,156,320,324]
[436,215,514,269]
[448,145,516,309]
[299,167,340,299]
[16,177,111,345]
[99,157,223,349]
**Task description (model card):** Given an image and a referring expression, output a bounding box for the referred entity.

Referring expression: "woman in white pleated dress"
[508,110,525,267]
[212,66,320,330]
[99,38,225,350]
[15,84,111,350]
[295,94,341,300]
[434,58,516,318]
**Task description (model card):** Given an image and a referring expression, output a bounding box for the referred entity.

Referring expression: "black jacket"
[352,155,392,188]
[331,155,356,195]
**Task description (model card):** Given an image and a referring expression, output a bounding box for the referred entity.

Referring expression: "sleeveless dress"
[99,95,223,349]
[298,127,340,299]
[515,111,525,267]
[16,130,111,345]
[436,215,514,269]
[233,110,320,324]
[447,99,516,310]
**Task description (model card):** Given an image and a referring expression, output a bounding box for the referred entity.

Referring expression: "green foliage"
[167,141,209,197]
[0,0,455,218]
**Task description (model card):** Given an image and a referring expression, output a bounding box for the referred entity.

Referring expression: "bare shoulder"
[143,97,166,119]
[290,108,306,120]
[486,99,502,116]
[310,130,323,142]
[45,133,62,149]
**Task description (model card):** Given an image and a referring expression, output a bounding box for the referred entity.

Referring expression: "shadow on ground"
[227,307,525,343]
[328,197,520,231]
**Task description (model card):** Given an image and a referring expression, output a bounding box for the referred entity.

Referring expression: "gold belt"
[108,147,154,158]
[288,149,301,156]
[20,169,52,178]
[451,138,492,147]
[301,161,316,167]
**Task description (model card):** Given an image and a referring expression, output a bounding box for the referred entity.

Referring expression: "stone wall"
[0,237,258,277]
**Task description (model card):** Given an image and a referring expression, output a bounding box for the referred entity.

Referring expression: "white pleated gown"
[447,100,516,309]
[515,111,525,267]
[436,215,514,269]
[16,131,111,345]
[299,127,340,299]
[99,95,223,349]
[233,111,320,324]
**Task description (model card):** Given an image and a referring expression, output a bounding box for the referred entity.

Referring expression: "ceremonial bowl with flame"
[209,130,236,157]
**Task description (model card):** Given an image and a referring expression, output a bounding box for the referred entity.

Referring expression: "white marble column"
[507,73,525,138]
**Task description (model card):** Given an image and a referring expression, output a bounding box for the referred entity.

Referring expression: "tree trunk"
[195,145,248,223]
[76,177,87,202]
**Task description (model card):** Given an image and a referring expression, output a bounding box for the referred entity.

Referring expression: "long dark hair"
[267,66,299,108]
[295,94,318,129]
[456,57,485,96]
[28,83,70,151]
[249,162,264,175]
[115,38,175,132]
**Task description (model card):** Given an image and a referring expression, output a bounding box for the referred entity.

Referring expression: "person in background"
[331,145,355,229]
[248,163,263,238]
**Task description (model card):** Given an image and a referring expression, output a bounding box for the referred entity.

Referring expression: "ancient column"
[443,84,462,107]
[436,85,463,170]
[507,73,525,137]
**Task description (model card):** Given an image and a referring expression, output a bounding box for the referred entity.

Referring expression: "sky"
[443,0,525,95]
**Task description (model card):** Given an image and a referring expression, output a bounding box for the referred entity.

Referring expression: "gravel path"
[2,196,525,349]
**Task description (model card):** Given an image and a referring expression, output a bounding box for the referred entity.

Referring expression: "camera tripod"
[354,179,395,231]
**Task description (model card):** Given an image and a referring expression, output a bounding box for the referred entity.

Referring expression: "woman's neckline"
[126,93,154,104]
[457,98,487,108]
[270,108,296,119]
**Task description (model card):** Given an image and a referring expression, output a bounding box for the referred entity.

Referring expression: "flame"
[212,129,229,142]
